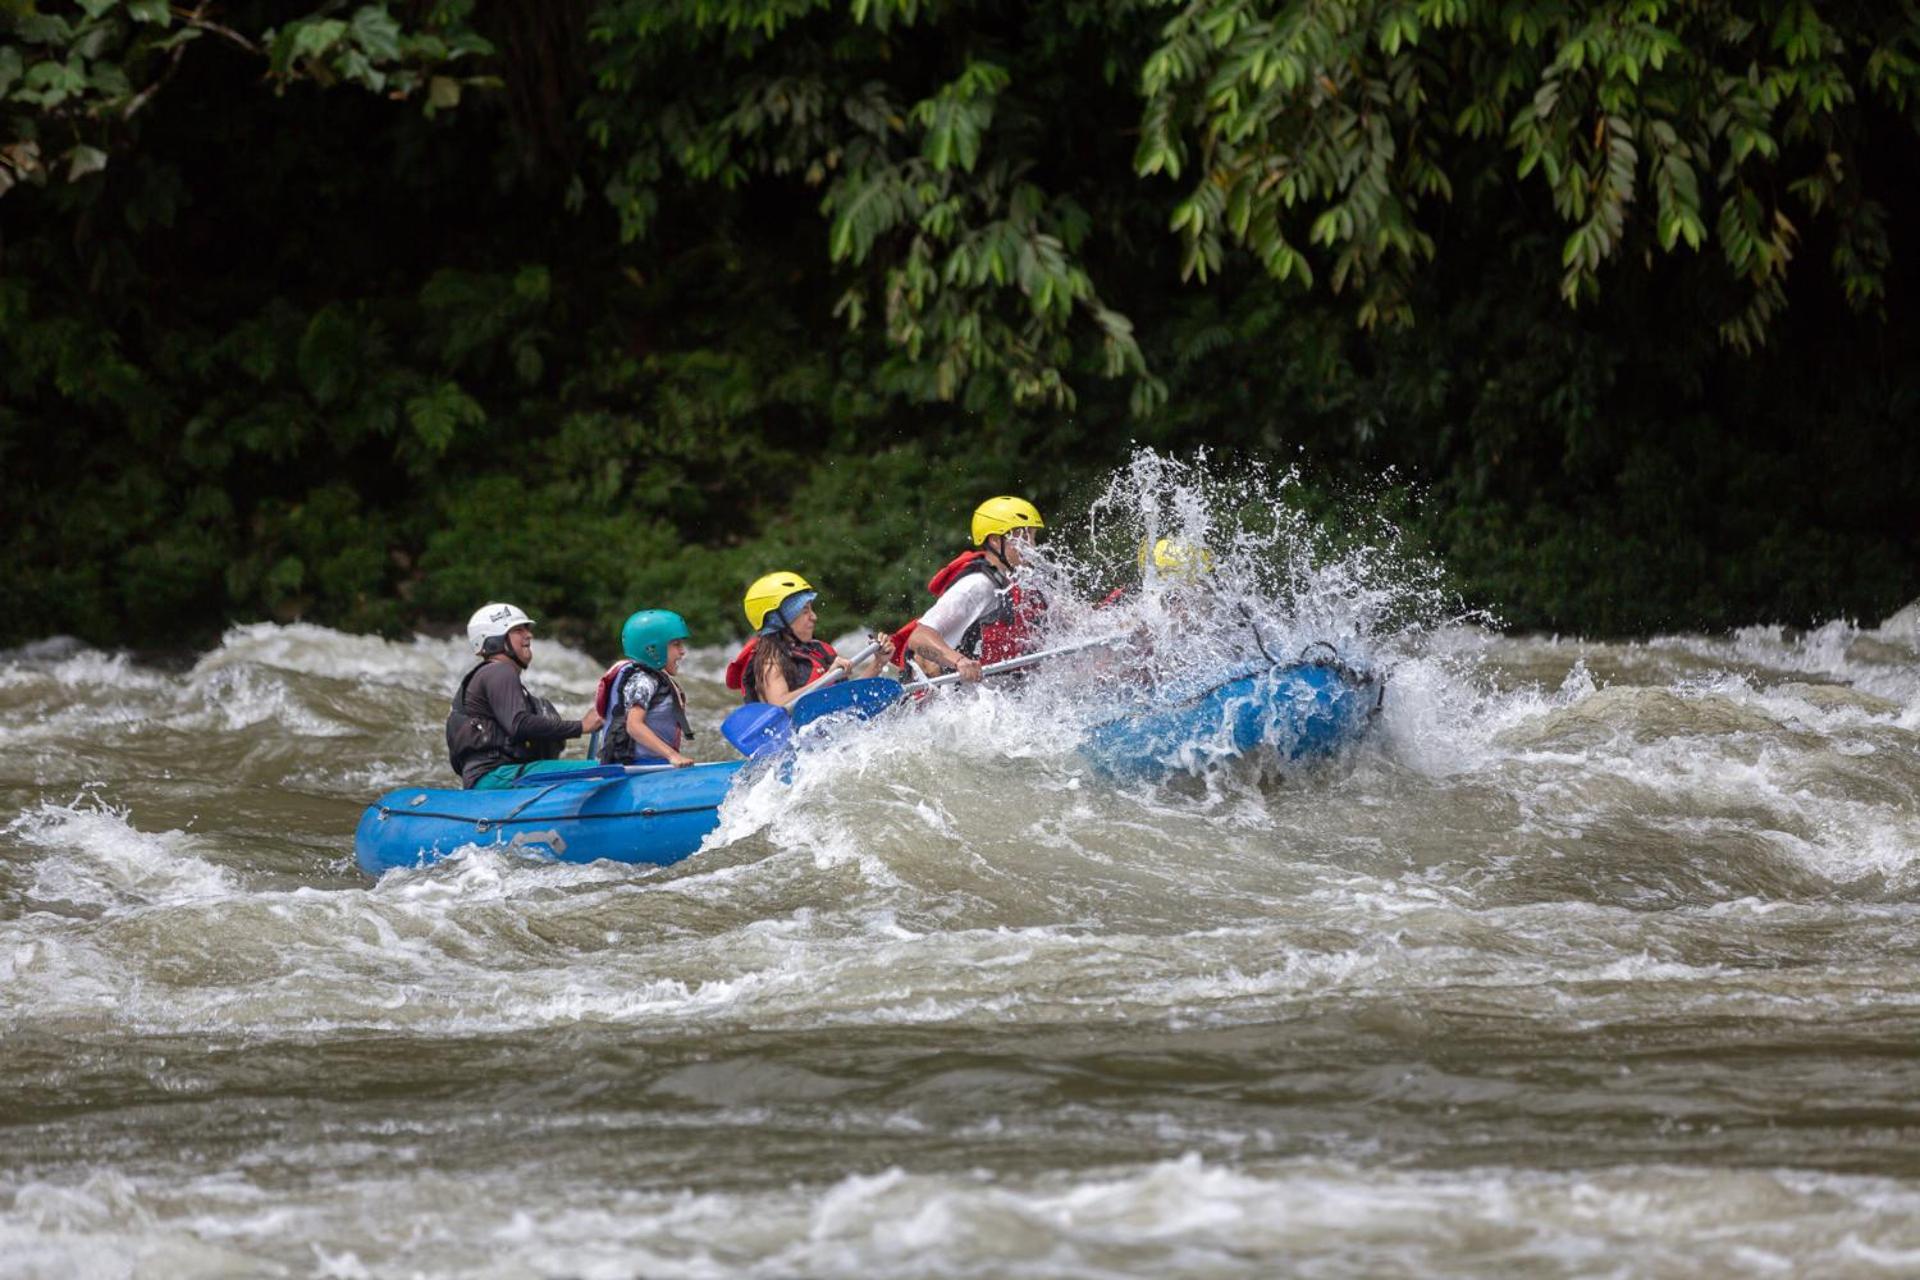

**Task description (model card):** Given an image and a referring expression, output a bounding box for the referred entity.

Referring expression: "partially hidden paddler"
[1100,538,1212,612]
[447,602,605,790]
[890,496,1046,683]
[595,610,696,768]
[726,571,889,708]
[1141,537,1214,586]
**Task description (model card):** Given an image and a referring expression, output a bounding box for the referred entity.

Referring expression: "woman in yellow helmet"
[724,571,888,707]
[889,495,1046,683]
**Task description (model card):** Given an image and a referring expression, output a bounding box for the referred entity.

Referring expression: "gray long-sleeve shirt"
[449,659,582,787]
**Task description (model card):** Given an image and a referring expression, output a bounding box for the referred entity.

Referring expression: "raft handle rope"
[504,781,569,822]
[1297,639,1340,665]
[1236,605,1384,714]
[1238,606,1351,674]
[1238,603,1282,666]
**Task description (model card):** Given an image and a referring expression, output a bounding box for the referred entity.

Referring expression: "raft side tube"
[1081,659,1382,779]
[354,760,750,875]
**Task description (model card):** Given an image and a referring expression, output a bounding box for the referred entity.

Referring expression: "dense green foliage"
[4,0,1916,652]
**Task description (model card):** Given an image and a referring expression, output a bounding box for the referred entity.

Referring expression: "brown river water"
[3,598,1919,1277]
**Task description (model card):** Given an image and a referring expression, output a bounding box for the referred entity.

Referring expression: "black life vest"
[596,661,693,764]
[724,634,837,703]
[445,660,563,780]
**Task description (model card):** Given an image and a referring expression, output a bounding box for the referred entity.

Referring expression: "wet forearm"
[908,626,964,669]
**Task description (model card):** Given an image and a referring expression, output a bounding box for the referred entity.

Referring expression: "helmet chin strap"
[983,533,1007,567]
[486,635,529,669]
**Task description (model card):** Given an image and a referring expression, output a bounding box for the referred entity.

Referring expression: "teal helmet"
[620,609,691,668]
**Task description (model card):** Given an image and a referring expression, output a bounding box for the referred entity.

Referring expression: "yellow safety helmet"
[743,571,816,633]
[971,495,1045,546]
[1138,538,1215,582]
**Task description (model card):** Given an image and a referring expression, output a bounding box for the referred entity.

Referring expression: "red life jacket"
[890,550,1042,668]
[725,634,837,703]
[592,661,628,720]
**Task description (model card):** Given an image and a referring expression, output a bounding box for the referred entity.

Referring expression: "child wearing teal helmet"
[596,609,695,767]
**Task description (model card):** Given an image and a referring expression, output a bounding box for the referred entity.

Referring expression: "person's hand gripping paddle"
[767,634,1125,747]
[721,639,885,758]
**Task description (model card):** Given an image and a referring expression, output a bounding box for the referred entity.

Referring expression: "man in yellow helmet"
[889,496,1046,682]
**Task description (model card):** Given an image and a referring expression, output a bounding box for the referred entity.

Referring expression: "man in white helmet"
[447,603,605,789]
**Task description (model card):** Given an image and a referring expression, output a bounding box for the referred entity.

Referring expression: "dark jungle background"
[4,0,1916,650]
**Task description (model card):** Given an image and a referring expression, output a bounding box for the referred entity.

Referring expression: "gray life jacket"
[597,662,693,764]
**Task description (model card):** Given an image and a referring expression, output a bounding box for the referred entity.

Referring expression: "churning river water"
[4,604,1920,1278]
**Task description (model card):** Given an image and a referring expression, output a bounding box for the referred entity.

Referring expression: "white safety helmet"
[467,602,534,655]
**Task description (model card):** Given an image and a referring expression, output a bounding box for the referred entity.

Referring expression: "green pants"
[471,759,591,790]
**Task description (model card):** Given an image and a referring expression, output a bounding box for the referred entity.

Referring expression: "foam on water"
[7,799,239,912]
[8,1156,1920,1278]
[3,452,1918,1277]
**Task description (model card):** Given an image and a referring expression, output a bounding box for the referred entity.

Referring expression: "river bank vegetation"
[5,0,1916,649]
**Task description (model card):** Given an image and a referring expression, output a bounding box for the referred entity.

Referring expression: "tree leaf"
[292,20,349,64]
[406,382,484,454]
[350,5,404,62]
[65,144,108,180]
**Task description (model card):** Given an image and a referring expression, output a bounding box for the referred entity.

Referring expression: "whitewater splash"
[3,455,1918,1277]
[1026,450,1458,694]
[736,448,1445,787]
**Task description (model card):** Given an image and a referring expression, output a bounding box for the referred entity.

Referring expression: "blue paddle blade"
[790,677,904,729]
[721,702,792,758]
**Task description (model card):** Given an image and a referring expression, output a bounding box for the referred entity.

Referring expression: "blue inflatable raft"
[354,761,748,876]
[1079,656,1384,779]
[354,653,1384,875]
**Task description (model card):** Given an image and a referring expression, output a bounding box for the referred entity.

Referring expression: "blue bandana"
[759,590,818,635]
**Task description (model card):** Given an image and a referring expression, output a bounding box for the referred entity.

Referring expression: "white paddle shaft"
[810,638,885,691]
[917,636,1121,689]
